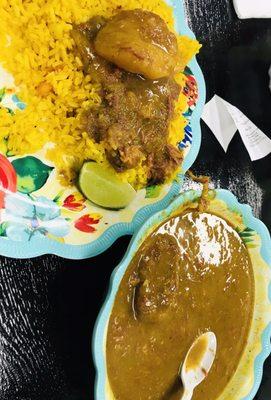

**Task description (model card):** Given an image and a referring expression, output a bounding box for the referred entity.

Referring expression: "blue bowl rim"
[92,188,271,400]
[0,0,206,259]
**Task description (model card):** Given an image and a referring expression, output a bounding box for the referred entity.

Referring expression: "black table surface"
[0,1,270,399]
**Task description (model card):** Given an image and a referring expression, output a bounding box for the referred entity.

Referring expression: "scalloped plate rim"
[92,188,271,400]
[0,0,206,259]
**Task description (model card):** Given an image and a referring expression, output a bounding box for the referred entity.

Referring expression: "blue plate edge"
[92,188,271,400]
[0,0,206,260]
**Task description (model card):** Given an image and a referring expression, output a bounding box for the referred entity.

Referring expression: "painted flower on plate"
[74,213,102,233]
[183,74,198,107]
[2,194,69,241]
[0,154,17,208]
[62,192,86,212]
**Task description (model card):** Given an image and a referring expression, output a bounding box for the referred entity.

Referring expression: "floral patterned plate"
[0,0,205,259]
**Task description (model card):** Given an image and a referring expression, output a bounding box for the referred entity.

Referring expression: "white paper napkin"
[201,95,271,161]
[233,0,271,19]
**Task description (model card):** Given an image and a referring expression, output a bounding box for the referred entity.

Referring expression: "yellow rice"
[0,0,200,189]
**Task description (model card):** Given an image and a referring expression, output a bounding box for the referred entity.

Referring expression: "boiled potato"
[94,9,182,79]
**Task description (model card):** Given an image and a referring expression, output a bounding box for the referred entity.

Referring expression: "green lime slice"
[78,162,136,209]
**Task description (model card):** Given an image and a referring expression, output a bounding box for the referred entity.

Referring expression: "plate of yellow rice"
[0,0,205,259]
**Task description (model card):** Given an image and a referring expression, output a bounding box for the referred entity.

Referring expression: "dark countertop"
[0,1,270,399]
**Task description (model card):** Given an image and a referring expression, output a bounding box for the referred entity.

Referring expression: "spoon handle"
[181,388,194,400]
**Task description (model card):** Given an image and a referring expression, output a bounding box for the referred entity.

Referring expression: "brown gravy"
[72,11,183,184]
[107,211,254,400]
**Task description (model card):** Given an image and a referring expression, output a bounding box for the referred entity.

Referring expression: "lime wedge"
[78,162,136,209]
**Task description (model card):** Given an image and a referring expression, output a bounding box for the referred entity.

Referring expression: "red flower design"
[74,213,102,233]
[183,74,198,107]
[0,154,17,208]
[63,193,86,211]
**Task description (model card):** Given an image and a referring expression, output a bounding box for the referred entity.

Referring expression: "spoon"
[180,331,217,400]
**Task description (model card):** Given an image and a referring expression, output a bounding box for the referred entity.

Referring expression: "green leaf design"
[237,226,256,246]
[246,243,258,249]
[0,88,6,102]
[53,189,65,204]
[0,222,7,237]
[12,156,54,194]
[145,185,162,199]
[7,108,15,115]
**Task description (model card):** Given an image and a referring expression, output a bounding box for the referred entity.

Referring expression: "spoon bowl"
[180,332,217,400]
